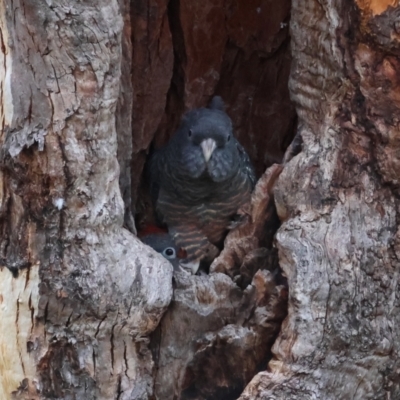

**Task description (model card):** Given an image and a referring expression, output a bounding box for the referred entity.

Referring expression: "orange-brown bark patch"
[355,0,399,16]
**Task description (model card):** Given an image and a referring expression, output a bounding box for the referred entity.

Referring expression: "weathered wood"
[211,164,283,281]
[149,167,288,400]
[240,1,400,399]
[0,0,299,399]
[151,270,287,400]
[0,2,172,399]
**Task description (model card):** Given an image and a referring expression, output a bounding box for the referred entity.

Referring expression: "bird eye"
[227,134,231,142]
[188,129,193,138]
[163,247,176,259]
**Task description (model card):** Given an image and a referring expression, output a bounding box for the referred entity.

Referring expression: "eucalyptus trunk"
[241,1,400,399]
[2,0,398,400]
[0,2,172,399]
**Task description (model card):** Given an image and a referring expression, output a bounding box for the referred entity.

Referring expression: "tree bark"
[7,0,399,399]
[0,0,294,398]
[0,2,172,399]
[240,1,400,399]
[150,165,288,400]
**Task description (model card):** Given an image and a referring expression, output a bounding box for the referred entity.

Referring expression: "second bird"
[149,96,256,267]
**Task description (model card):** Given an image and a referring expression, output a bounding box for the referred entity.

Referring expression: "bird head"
[139,226,187,270]
[172,97,240,182]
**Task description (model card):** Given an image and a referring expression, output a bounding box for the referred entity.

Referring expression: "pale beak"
[200,138,217,162]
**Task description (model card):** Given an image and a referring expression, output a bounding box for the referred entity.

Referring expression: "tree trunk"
[240,1,400,399]
[0,2,172,399]
[0,0,292,398]
[3,0,399,399]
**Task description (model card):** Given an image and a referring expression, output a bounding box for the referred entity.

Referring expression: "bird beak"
[200,138,217,162]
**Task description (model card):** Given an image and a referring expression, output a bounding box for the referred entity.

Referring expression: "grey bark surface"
[240,1,400,399]
[0,0,293,398]
[6,0,398,399]
[0,1,172,399]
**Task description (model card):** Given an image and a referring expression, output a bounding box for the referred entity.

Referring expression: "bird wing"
[169,224,220,263]
[236,141,257,188]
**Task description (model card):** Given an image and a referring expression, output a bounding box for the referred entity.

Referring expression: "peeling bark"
[0,2,172,399]
[240,1,400,399]
[151,270,287,400]
[4,0,382,398]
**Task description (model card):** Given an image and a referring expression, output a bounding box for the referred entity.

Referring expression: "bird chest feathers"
[148,96,256,264]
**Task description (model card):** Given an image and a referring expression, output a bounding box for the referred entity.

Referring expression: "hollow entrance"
[127,0,297,398]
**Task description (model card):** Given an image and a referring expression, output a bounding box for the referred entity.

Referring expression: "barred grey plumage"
[149,96,256,264]
[141,232,199,274]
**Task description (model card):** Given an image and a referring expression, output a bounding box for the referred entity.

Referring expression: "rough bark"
[0,2,172,399]
[151,167,288,400]
[128,3,296,395]
[240,1,400,399]
[0,0,330,399]
[128,3,295,397]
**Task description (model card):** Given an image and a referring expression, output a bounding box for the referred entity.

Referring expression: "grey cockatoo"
[140,230,199,274]
[148,96,256,265]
